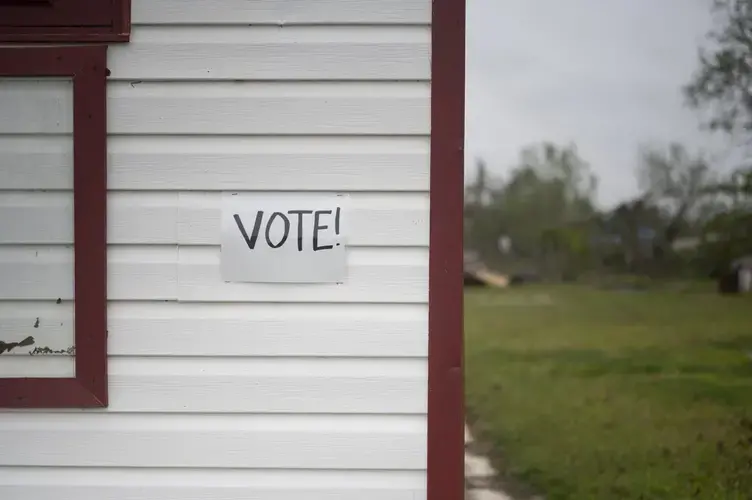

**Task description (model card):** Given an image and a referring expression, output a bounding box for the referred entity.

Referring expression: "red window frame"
[0,0,130,42]
[0,45,109,408]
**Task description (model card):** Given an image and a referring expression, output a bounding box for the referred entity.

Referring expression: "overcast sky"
[465,0,735,208]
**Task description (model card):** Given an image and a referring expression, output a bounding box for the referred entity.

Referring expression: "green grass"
[464,285,752,500]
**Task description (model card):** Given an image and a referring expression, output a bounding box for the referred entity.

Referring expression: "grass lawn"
[464,285,752,500]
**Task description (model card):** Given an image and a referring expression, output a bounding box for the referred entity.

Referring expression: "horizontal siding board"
[108,302,428,357]
[0,192,74,244]
[0,468,426,500]
[1,82,430,135]
[0,191,428,247]
[109,29,429,80]
[0,415,427,468]
[2,373,426,413]
[131,0,431,25]
[107,96,429,136]
[0,302,427,357]
[177,247,428,303]
[121,26,430,43]
[119,314,428,356]
[177,263,428,303]
[0,136,430,191]
[0,467,426,486]
[0,358,427,412]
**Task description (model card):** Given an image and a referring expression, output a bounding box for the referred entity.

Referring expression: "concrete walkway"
[465,424,513,500]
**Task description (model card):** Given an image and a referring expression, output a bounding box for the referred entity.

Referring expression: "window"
[0,0,130,42]
[0,45,109,408]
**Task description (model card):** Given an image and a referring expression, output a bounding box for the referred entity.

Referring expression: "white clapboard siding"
[108,26,430,81]
[0,191,428,246]
[0,192,76,244]
[0,246,178,301]
[0,302,427,357]
[0,414,426,468]
[0,358,427,413]
[131,0,431,25]
[0,136,430,191]
[0,0,433,495]
[177,247,428,303]
[0,82,430,136]
[0,469,427,500]
[0,246,426,303]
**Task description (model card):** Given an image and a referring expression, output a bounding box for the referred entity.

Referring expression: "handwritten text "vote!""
[233,208,342,252]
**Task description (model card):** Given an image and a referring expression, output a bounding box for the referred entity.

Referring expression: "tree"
[464,158,505,259]
[465,158,490,208]
[517,141,599,214]
[462,142,602,278]
[684,1,752,280]
[493,142,599,276]
[637,142,714,249]
[684,0,752,134]
[696,166,752,275]
[710,166,752,205]
[685,0,752,191]
[598,198,664,273]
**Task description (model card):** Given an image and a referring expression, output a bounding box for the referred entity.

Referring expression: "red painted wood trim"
[427,0,466,499]
[72,46,109,406]
[0,0,130,42]
[0,45,109,408]
[0,0,112,26]
[114,0,132,40]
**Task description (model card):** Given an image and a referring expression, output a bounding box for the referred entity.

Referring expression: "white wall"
[0,1,432,498]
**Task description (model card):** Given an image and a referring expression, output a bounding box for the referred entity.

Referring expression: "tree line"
[465,0,752,283]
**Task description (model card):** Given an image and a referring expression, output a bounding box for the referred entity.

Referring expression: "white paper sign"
[220,193,348,283]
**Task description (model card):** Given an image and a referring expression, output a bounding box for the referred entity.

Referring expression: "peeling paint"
[29,345,76,356]
[0,336,35,355]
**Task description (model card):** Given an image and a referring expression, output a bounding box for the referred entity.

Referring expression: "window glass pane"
[0,76,75,378]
